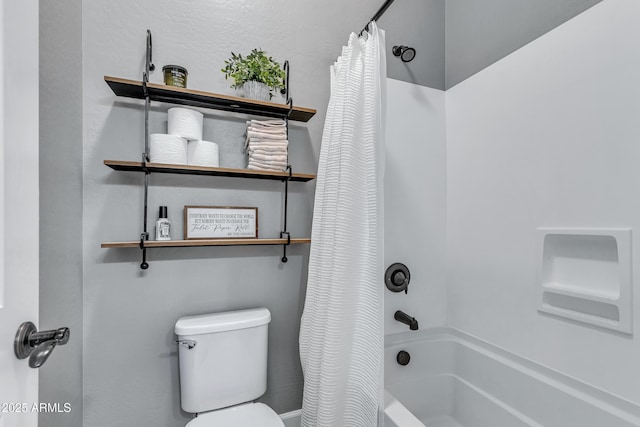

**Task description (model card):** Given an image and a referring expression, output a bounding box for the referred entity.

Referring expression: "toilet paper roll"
[188,140,220,167]
[168,107,203,141]
[149,134,188,165]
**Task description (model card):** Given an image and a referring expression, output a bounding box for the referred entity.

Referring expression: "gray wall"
[445,0,603,89]
[80,1,383,426]
[39,0,83,426]
[378,0,446,90]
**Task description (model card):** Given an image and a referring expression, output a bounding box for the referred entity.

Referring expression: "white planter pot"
[238,81,272,102]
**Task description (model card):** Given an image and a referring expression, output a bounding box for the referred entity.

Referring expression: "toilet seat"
[185,402,284,427]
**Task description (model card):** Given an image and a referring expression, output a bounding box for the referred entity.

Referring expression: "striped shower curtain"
[299,22,386,427]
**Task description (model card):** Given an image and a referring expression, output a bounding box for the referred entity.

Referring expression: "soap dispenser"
[156,206,171,241]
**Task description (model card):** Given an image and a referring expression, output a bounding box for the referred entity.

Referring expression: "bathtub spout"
[394,310,418,330]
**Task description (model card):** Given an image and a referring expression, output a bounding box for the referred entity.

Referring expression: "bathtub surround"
[299,22,386,427]
[447,0,640,404]
[384,79,447,334]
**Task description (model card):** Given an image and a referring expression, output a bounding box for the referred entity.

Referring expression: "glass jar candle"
[162,65,188,88]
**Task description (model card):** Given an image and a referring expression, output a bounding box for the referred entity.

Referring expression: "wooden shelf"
[105,76,317,122]
[102,68,313,267]
[104,160,316,182]
[101,238,311,249]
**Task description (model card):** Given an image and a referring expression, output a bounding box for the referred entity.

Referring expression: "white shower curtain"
[299,22,386,427]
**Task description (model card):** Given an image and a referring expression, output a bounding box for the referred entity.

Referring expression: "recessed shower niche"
[537,228,632,334]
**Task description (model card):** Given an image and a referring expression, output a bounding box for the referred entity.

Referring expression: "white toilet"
[175,307,285,427]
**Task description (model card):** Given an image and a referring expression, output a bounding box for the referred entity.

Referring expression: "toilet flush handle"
[176,340,197,350]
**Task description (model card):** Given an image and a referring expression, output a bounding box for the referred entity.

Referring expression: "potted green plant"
[221,48,286,102]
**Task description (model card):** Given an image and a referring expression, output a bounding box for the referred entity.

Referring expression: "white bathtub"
[384,328,640,427]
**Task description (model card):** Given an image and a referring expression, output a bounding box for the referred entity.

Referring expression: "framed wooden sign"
[184,206,258,239]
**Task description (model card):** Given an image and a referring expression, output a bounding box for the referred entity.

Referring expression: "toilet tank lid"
[175,308,271,335]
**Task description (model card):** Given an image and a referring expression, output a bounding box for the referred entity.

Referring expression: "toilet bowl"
[185,402,283,426]
[175,308,284,426]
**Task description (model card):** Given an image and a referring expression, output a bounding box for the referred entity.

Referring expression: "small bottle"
[156,206,171,241]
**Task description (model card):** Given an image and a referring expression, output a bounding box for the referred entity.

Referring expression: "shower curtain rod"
[361,0,396,34]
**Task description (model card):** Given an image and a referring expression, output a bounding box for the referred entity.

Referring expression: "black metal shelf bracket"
[139,232,149,270]
[280,231,291,263]
[143,29,154,160]
[280,165,293,263]
[140,29,154,270]
[281,61,290,100]
[279,60,294,264]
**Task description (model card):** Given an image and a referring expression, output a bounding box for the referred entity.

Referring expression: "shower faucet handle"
[385,263,411,294]
[392,270,407,286]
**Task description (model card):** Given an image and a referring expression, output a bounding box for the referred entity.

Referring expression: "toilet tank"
[175,308,271,413]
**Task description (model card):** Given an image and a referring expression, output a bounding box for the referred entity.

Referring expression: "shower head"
[392,45,416,63]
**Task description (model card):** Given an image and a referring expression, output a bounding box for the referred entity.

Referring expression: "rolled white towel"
[246,146,288,154]
[247,143,288,151]
[247,130,287,140]
[248,123,286,130]
[247,135,287,146]
[247,119,280,123]
[246,138,288,145]
[247,149,288,156]
[247,121,287,130]
[247,158,285,169]
[247,163,286,172]
[248,164,284,172]
[244,138,289,152]
[249,153,288,162]
[249,156,287,164]
[248,129,287,137]
[249,164,288,172]
[248,158,288,168]
[246,119,286,129]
